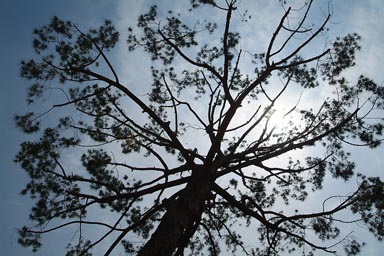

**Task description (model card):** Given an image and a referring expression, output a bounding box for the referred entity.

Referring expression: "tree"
[15,0,384,255]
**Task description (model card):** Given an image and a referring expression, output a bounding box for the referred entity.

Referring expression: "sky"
[0,0,383,255]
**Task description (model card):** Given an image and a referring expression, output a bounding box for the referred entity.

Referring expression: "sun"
[267,103,304,132]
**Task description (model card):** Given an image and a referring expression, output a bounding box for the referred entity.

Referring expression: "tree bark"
[138,176,211,256]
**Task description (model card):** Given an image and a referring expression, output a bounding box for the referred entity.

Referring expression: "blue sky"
[1,0,383,255]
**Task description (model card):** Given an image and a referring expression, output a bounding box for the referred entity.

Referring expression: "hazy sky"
[1,0,383,255]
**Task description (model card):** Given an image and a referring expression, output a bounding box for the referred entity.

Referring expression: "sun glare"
[268,106,300,129]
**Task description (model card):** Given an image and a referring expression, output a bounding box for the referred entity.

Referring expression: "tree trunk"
[138,177,211,256]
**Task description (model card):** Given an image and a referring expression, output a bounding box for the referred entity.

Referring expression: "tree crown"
[15,1,384,255]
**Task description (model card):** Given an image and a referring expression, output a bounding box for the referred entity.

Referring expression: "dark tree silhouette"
[15,0,384,255]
